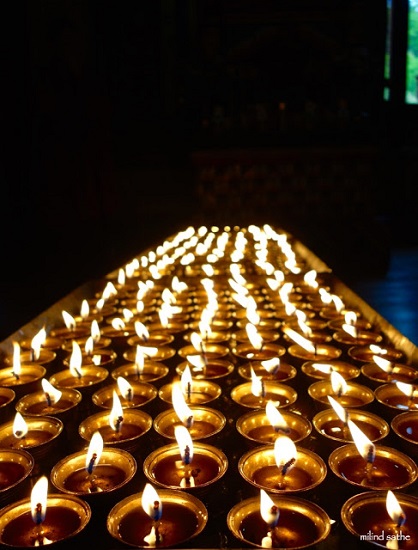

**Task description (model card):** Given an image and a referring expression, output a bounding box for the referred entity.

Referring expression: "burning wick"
[114,416,123,433]
[87,453,98,475]
[365,444,376,482]
[44,392,51,407]
[260,489,280,548]
[34,502,45,544]
[151,500,162,544]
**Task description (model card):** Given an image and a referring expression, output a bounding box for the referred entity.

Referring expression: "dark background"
[2,0,417,341]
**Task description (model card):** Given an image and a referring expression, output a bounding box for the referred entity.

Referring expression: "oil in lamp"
[375,381,418,417]
[0,449,34,505]
[332,322,383,347]
[154,381,226,440]
[238,357,297,384]
[391,410,418,458]
[341,489,418,547]
[0,475,91,547]
[328,419,418,491]
[178,330,229,362]
[106,483,208,548]
[19,326,64,355]
[50,310,91,341]
[177,352,234,380]
[227,489,331,549]
[301,360,360,383]
[236,400,312,446]
[50,430,137,502]
[143,424,228,491]
[0,341,46,398]
[232,322,286,362]
[126,320,175,348]
[78,390,153,452]
[0,387,15,423]
[61,319,112,354]
[348,343,404,364]
[3,331,57,369]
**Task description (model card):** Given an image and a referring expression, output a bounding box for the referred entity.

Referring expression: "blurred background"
[2,0,418,342]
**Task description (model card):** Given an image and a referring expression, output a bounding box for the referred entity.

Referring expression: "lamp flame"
[372,355,393,374]
[274,436,297,475]
[117,376,134,401]
[261,358,280,375]
[190,332,205,353]
[31,475,48,525]
[135,345,145,375]
[266,401,289,433]
[327,395,349,424]
[342,323,358,339]
[303,269,318,288]
[85,431,104,473]
[62,310,76,330]
[13,412,28,439]
[69,341,83,378]
[282,326,316,354]
[109,391,124,432]
[260,489,280,528]
[135,321,149,341]
[12,341,21,378]
[395,381,416,399]
[246,323,263,350]
[330,371,348,397]
[251,367,265,398]
[80,300,90,320]
[41,379,62,405]
[174,425,194,464]
[348,419,376,463]
[172,382,194,428]
[111,318,126,331]
[386,490,406,527]
[187,354,206,373]
[91,320,101,342]
[311,362,333,375]
[142,483,162,521]
[344,311,357,325]
[181,366,193,399]
[31,328,46,360]
[370,344,388,356]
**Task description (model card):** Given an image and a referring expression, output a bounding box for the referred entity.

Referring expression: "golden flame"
[251,367,264,397]
[62,310,76,330]
[13,412,28,439]
[12,341,21,377]
[31,328,46,360]
[344,311,357,325]
[331,295,345,313]
[91,320,101,342]
[330,371,348,396]
[109,391,124,431]
[386,490,406,526]
[246,323,263,350]
[395,381,415,398]
[282,326,316,353]
[135,345,145,374]
[135,321,149,341]
[111,318,126,331]
[342,323,358,339]
[348,419,375,462]
[31,475,48,524]
[260,489,280,528]
[85,337,94,355]
[190,332,204,353]
[181,366,193,395]
[370,344,388,355]
[186,354,206,373]
[174,425,194,463]
[69,341,83,377]
[311,362,333,375]
[261,358,280,375]
[85,431,104,471]
[80,299,90,320]
[373,355,393,373]
[117,376,134,401]
[274,436,297,473]
[266,401,288,431]
[297,319,312,338]
[303,269,318,288]
[142,483,162,520]
[327,395,348,423]
[172,382,194,427]
[41,379,62,405]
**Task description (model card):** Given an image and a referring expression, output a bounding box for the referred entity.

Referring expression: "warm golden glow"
[181,366,193,396]
[386,490,406,526]
[274,436,297,473]
[69,341,83,378]
[186,354,206,373]
[303,269,318,288]
[85,431,104,471]
[261,358,280,375]
[342,323,358,339]
[91,320,101,342]
[174,425,194,463]
[80,299,90,320]
[31,475,48,524]
[246,323,263,350]
[31,328,46,360]
[251,367,265,397]
[111,318,126,331]
[395,381,416,399]
[135,345,145,375]
[372,355,393,374]
[62,310,76,330]
[190,332,205,353]
[297,319,312,339]
[344,311,357,325]
[311,362,333,375]
[142,483,162,520]
[327,395,348,423]
[172,382,194,427]
[370,344,388,355]
[260,488,280,528]
[266,401,288,431]
[13,412,28,439]
[12,341,21,377]
[282,326,316,353]
[109,391,124,431]
[117,376,134,401]
[41,379,62,405]
[330,371,348,396]
[348,419,375,462]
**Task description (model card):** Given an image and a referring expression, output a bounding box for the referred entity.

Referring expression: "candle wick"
[45,392,52,407]
[187,382,191,402]
[30,349,35,362]
[364,444,376,482]
[127,388,132,402]
[281,457,296,477]
[115,415,124,433]
[12,370,20,381]
[35,503,43,525]
[185,415,193,429]
[396,513,406,529]
[87,452,97,475]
